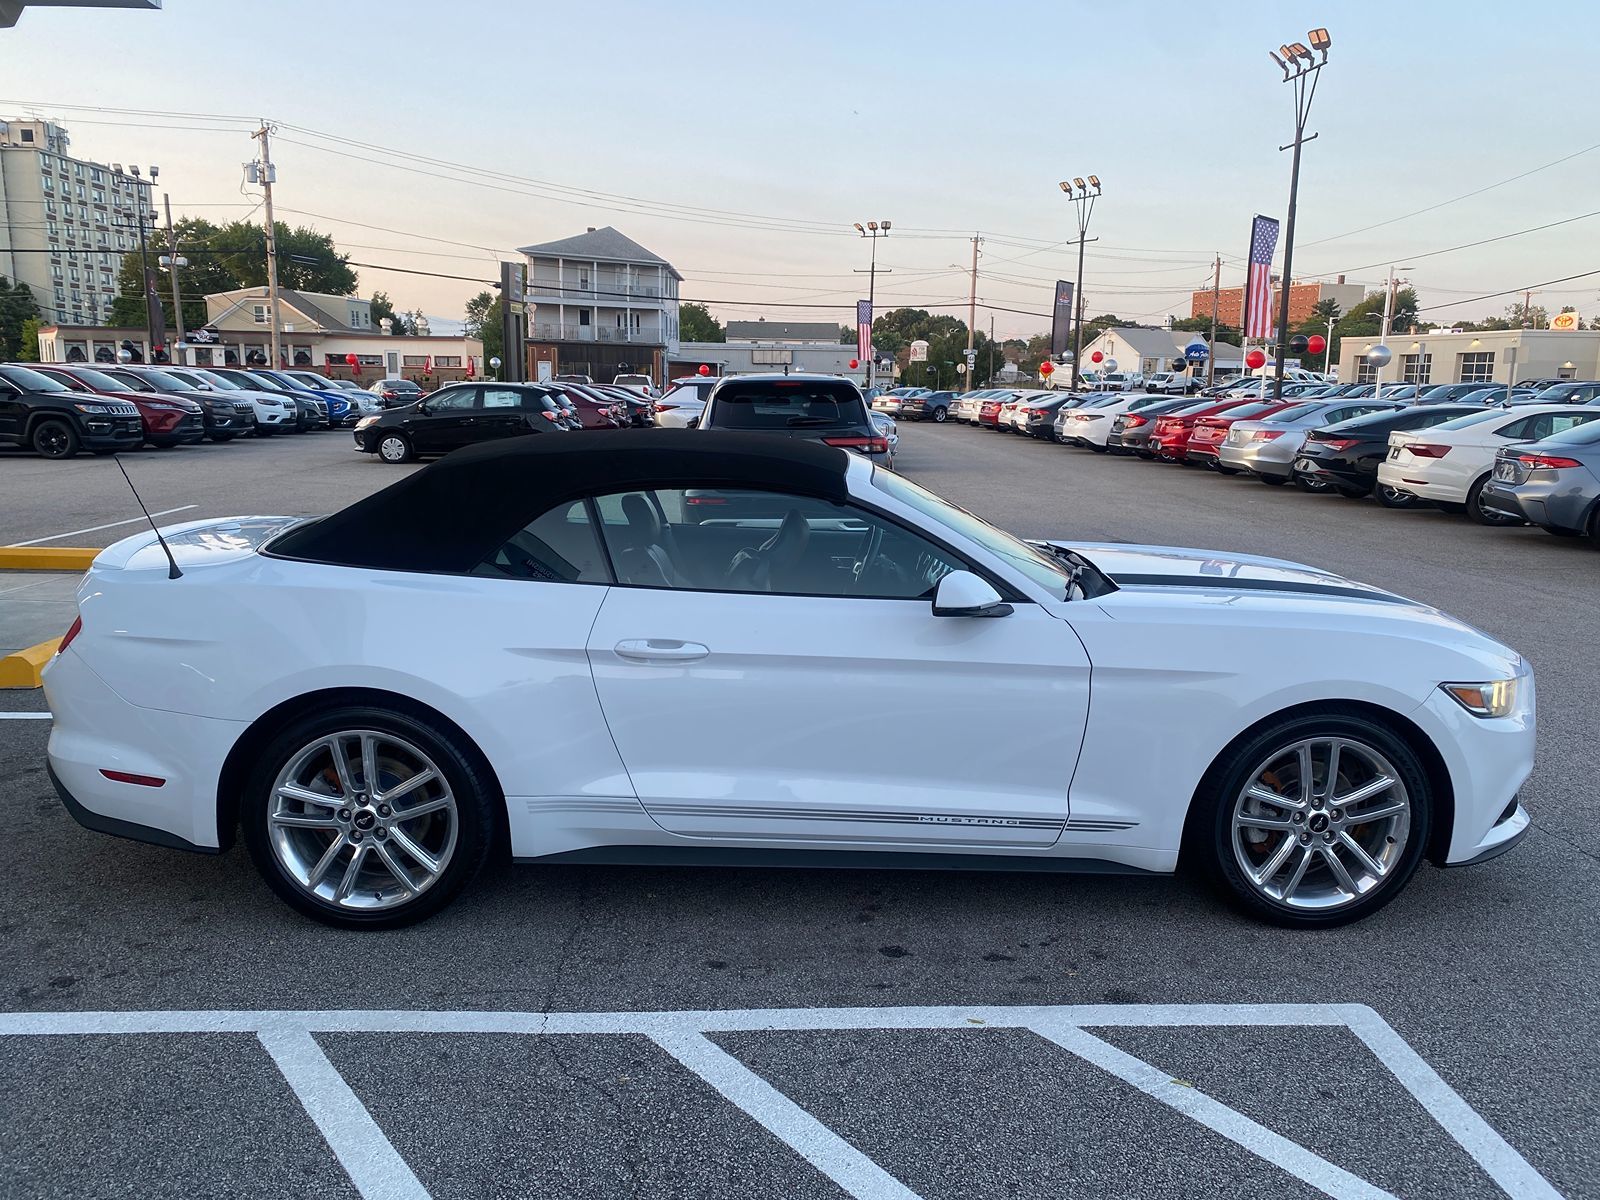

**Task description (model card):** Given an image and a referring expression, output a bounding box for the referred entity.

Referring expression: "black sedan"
[1015,392,1080,438]
[1107,397,1208,456]
[1291,403,1487,505]
[353,382,570,463]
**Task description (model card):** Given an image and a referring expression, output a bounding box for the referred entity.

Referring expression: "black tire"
[30,418,79,459]
[932,406,948,423]
[1213,464,1241,476]
[1258,473,1288,486]
[377,432,414,463]
[1375,483,1419,509]
[241,704,498,929]
[1189,708,1432,928]
[211,433,236,444]
[1466,474,1521,526]
[1089,443,1108,454]
[1589,504,1600,548]
[1334,483,1370,499]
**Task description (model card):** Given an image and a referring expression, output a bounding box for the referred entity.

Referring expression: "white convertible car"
[43,431,1534,929]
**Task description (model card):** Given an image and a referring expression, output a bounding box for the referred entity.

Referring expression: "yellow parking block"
[0,546,98,571]
[0,638,62,689]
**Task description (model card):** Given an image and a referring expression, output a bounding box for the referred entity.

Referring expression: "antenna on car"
[111,454,183,579]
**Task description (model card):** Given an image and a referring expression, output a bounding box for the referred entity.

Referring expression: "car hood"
[1043,541,1406,605]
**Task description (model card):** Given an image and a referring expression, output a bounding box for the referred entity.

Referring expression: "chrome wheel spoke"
[1338,831,1386,878]
[270,811,340,829]
[1296,743,1314,804]
[334,843,369,901]
[372,841,418,894]
[1245,784,1301,811]
[1280,847,1315,900]
[1319,844,1360,896]
[1236,813,1294,831]
[1336,775,1395,808]
[276,782,340,809]
[325,736,358,798]
[1345,798,1407,823]
[380,768,437,805]
[308,834,349,886]
[392,795,450,822]
[359,733,380,796]
[1325,741,1341,799]
[1250,834,1299,886]
[388,825,441,876]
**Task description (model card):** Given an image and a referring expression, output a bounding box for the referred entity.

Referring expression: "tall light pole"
[1057,176,1101,390]
[1267,27,1330,401]
[853,220,891,390]
[125,165,160,356]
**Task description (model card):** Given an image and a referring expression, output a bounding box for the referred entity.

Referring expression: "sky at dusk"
[4,0,1598,339]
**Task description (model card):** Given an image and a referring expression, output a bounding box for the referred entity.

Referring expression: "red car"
[548,383,626,430]
[1149,398,1263,463]
[1184,401,1297,470]
[32,363,205,448]
[978,397,1007,428]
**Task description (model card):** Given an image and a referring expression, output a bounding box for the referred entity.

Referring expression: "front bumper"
[42,649,246,852]
[81,416,145,449]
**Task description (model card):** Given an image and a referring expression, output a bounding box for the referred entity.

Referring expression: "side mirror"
[932,571,1012,618]
[685,417,700,429]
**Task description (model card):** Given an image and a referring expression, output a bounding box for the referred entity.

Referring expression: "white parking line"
[0,713,52,720]
[6,505,198,547]
[0,1005,1560,1200]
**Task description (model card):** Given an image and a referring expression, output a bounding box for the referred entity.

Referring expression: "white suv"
[162,367,297,434]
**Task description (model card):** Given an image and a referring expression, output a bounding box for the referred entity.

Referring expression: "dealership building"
[1335,328,1600,386]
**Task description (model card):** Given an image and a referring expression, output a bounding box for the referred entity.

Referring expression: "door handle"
[614,639,710,662]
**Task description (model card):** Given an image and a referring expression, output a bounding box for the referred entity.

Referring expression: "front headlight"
[1441,676,1521,719]
[73,402,111,414]
[355,415,380,431]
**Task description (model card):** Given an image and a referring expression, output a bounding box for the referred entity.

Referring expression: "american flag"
[1242,215,1280,340]
[856,299,873,363]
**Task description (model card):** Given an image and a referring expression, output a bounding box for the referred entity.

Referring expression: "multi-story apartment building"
[518,226,681,384]
[0,118,155,327]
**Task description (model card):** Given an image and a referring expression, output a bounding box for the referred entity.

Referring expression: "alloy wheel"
[1230,737,1411,912]
[267,729,458,911]
[33,422,73,458]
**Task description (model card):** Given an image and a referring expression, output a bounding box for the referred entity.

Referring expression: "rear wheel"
[242,705,497,929]
[1212,463,1241,475]
[1257,473,1287,486]
[30,418,79,459]
[931,406,948,423]
[1466,474,1522,526]
[1193,710,1431,927]
[1376,483,1420,508]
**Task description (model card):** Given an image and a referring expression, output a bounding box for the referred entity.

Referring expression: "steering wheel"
[853,522,885,592]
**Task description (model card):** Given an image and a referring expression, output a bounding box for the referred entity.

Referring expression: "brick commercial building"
[1192,277,1364,329]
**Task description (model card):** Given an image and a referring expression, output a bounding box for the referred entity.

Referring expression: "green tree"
[838,324,855,344]
[679,302,724,343]
[0,277,42,359]
[463,290,503,367]
[1310,296,1342,324]
[370,290,411,335]
[17,317,42,361]
[1169,315,1242,347]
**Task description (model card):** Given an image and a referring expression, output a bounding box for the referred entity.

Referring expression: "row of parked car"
[0,362,665,461]
[941,377,1600,544]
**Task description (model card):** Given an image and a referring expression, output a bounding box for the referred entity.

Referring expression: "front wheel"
[241,706,497,928]
[377,432,414,463]
[1192,710,1431,927]
[31,418,80,459]
[931,406,948,423]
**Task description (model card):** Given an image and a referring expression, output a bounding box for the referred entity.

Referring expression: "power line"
[1329,208,1600,277]
[1415,268,1600,313]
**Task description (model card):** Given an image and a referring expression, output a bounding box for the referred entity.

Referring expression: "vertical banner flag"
[1241,214,1281,342]
[856,300,873,363]
[1050,280,1075,358]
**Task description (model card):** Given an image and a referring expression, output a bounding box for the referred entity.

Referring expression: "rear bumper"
[41,649,243,852]
[1375,461,1463,503]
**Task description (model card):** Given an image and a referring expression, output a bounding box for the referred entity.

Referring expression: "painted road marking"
[0,712,52,720]
[0,1005,1559,1200]
[6,505,198,548]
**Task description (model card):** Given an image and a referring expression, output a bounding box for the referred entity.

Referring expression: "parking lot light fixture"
[1268,26,1330,402]
[1058,174,1101,389]
[854,220,892,390]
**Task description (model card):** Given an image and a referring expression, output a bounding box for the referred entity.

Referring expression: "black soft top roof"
[266,429,854,573]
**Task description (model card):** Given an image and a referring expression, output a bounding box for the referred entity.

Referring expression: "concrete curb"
[0,547,98,571]
[0,638,61,689]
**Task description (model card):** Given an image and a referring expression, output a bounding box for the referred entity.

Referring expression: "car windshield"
[229,370,280,390]
[136,371,197,393]
[0,364,70,391]
[1217,402,1278,420]
[872,469,1078,602]
[1261,403,1318,423]
[191,370,241,389]
[1172,399,1219,416]
[710,381,865,429]
[62,366,135,392]
[291,372,338,388]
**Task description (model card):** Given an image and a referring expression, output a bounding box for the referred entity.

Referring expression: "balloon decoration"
[1288,334,1310,354]
[1039,360,1055,376]
[1090,351,1104,364]
[849,359,859,369]
[697,364,711,376]
[1307,334,1327,356]
[1245,349,1267,369]
[345,353,359,366]
[1365,344,1392,368]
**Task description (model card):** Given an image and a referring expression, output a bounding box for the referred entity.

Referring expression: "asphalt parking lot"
[1,424,1595,1199]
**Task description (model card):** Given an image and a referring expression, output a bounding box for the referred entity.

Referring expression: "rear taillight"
[540,410,559,421]
[823,435,889,453]
[1407,443,1450,458]
[99,769,165,788]
[685,496,727,506]
[1318,438,1358,452]
[1517,453,1582,469]
[57,615,82,655]
[1124,415,1148,428]
[1252,429,1286,440]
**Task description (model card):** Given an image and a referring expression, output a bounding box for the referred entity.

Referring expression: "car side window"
[428,388,478,411]
[471,500,610,584]
[1495,415,1538,440]
[481,388,521,409]
[590,487,969,599]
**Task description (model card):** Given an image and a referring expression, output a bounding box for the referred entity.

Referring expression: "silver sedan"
[1218,399,1401,485]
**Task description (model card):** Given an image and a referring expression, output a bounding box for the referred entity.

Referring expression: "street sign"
[956,363,967,374]
[909,340,929,363]
[963,349,977,363]
[1184,340,1208,363]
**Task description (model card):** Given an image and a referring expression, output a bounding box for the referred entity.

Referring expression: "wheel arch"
[215,686,508,853]
[1178,698,1456,869]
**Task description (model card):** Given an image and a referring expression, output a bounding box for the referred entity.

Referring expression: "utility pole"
[1207,253,1221,386]
[161,193,186,362]
[988,312,996,385]
[253,122,283,370]
[852,221,892,390]
[964,234,981,392]
[1057,176,1101,390]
